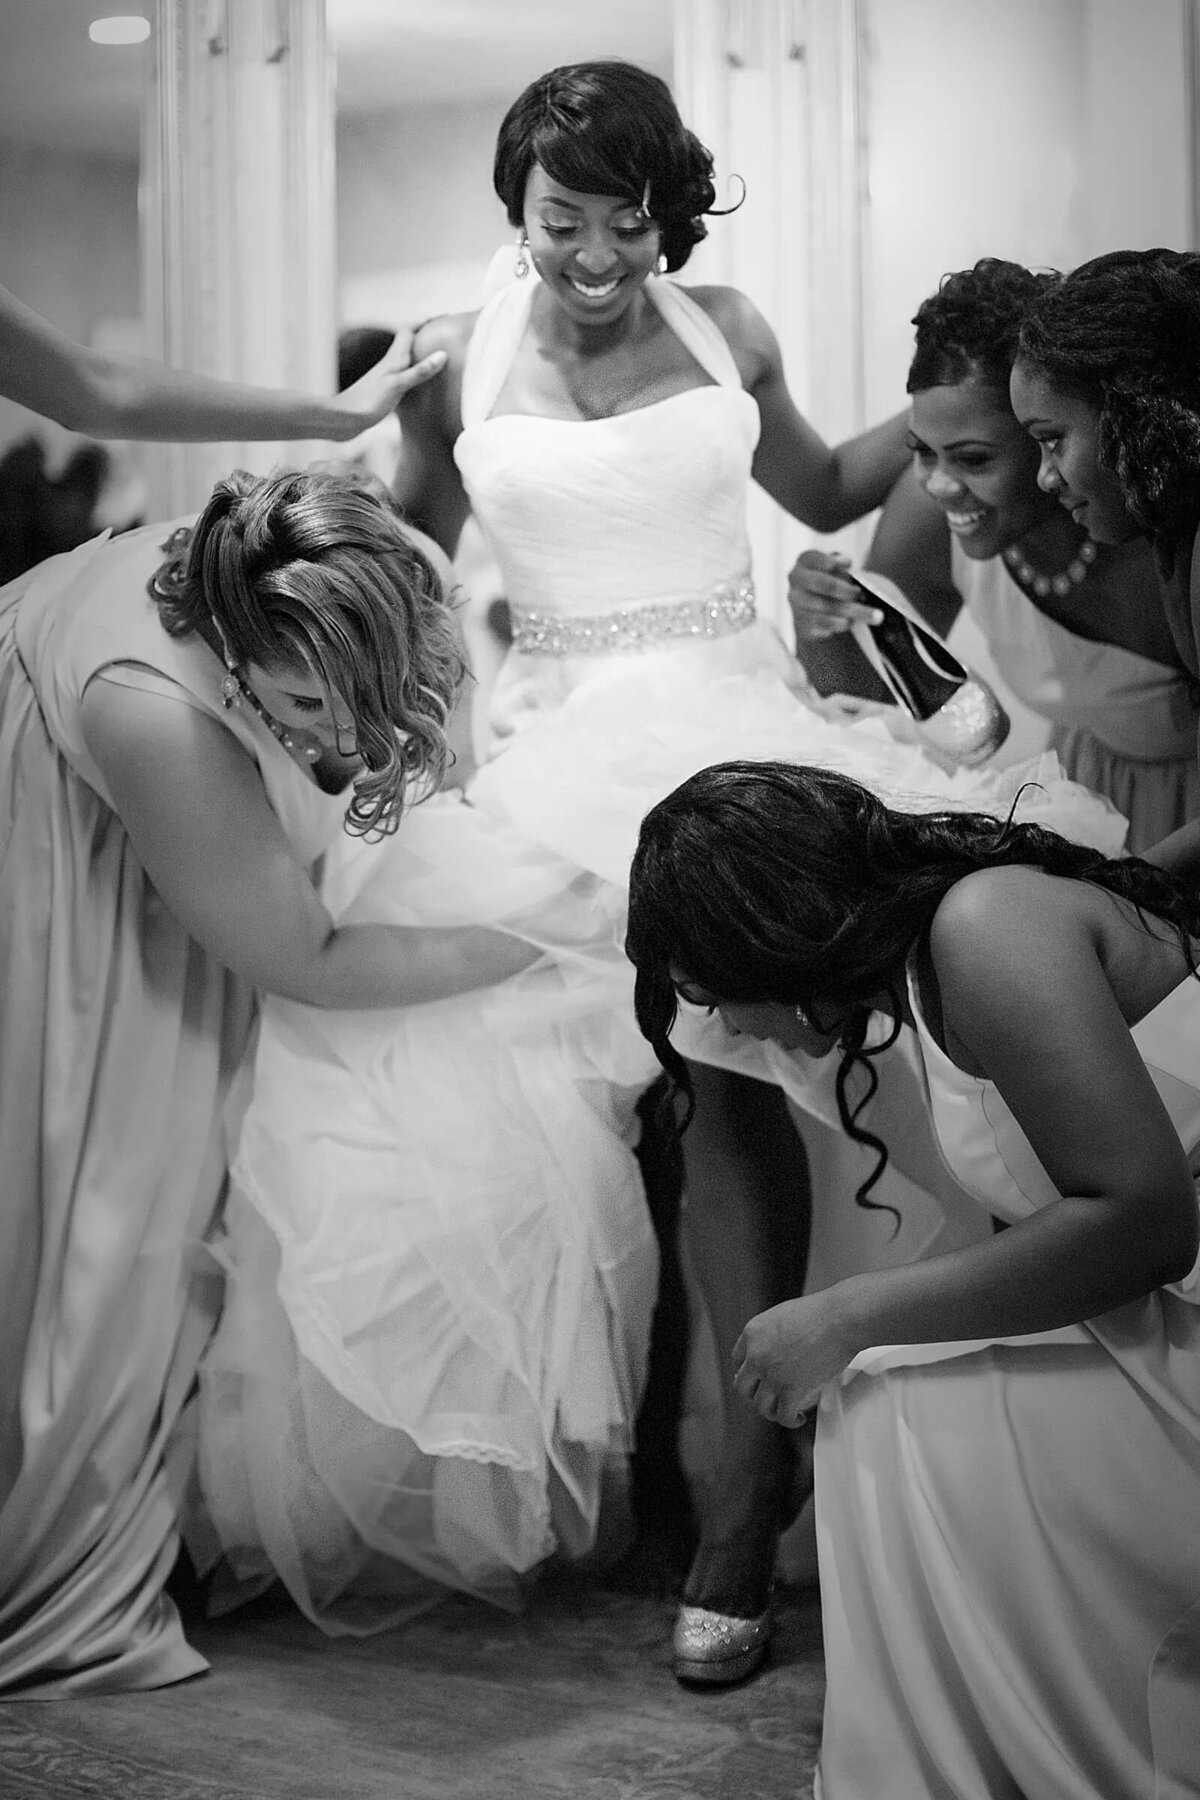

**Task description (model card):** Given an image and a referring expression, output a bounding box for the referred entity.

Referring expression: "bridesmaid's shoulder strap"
[459,280,539,428]
[647,278,744,390]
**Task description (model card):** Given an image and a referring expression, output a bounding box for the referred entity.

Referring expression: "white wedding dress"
[190,276,1125,1632]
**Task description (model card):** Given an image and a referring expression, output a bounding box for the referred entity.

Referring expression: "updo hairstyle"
[149,467,465,836]
[493,59,728,273]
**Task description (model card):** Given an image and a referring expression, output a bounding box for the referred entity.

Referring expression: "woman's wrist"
[827,1271,882,1363]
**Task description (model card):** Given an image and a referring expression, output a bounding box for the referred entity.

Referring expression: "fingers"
[733,1334,817,1432]
[776,1397,811,1432]
[735,1372,813,1431]
[394,349,447,390]
[787,552,885,640]
[386,324,417,362]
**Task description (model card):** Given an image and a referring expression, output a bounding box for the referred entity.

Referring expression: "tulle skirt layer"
[192,662,1127,1634]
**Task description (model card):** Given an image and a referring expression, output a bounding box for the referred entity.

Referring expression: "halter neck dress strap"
[459,280,538,429]
[643,277,744,389]
[458,275,744,430]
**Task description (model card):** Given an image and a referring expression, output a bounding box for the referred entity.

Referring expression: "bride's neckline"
[478,382,744,428]
[471,274,752,429]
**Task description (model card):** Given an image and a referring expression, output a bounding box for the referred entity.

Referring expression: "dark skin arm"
[693,287,911,533]
[789,463,960,698]
[1143,519,1200,882]
[391,315,475,555]
[734,870,1199,1424]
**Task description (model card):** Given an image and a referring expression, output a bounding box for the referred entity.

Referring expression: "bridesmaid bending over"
[0,468,532,1695]
[627,758,1200,1800]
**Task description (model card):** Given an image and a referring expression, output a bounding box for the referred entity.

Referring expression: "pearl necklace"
[1002,534,1097,600]
[221,666,321,763]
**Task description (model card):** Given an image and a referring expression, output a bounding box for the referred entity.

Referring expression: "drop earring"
[220,650,242,709]
[514,230,531,279]
[655,251,668,276]
[213,615,242,709]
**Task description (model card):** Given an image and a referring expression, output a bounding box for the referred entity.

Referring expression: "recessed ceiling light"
[89,16,151,45]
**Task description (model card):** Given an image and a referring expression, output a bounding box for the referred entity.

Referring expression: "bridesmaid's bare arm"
[80,679,536,1007]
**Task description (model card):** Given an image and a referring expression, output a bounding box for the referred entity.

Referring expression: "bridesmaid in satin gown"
[627,758,1200,1799]
[0,467,531,1695]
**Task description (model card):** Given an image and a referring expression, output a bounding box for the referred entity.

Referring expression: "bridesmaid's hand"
[788,549,884,640]
[325,329,448,441]
[732,1287,861,1427]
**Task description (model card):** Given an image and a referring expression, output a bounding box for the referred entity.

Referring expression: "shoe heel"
[849,573,1009,767]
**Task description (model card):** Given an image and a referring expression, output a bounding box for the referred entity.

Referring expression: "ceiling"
[0,0,675,160]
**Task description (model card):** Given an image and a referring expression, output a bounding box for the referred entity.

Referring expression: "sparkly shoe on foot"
[848,571,1010,768]
[672,1602,772,1686]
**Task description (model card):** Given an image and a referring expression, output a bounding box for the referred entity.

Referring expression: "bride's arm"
[392,316,476,556]
[401,519,478,791]
[694,286,910,533]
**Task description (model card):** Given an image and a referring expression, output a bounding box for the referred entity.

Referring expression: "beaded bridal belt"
[509,577,757,657]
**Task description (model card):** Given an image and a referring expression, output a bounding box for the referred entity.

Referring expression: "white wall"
[860,0,1191,423]
[336,101,510,325]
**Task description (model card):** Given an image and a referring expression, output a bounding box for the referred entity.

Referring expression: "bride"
[190,60,1123,1677]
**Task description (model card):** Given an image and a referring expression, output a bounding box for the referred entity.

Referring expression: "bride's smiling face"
[522,165,661,325]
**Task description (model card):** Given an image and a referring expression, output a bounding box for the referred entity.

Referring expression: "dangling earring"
[514,230,531,279]
[220,650,242,709]
[793,1004,809,1028]
[655,251,668,276]
[212,615,242,709]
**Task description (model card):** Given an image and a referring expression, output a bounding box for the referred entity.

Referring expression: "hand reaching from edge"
[732,1288,861,1429]
[325,329,448,441]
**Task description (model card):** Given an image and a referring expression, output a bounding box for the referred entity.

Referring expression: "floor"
[0,1571,823,1800]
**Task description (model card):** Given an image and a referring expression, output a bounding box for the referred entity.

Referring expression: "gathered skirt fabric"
[192,652,1129,1633]
[0,571,253,1697]
[190,796,659,1629]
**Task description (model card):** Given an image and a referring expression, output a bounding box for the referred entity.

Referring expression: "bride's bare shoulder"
[412,311,479,369]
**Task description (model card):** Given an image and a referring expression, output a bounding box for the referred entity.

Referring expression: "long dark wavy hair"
[908,257,1058,397]
[149,467,465,836]
[493,60,735,273]
[1017,248,1200,571]
[627,760,1200,1213]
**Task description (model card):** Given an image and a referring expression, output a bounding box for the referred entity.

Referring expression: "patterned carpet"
[0,1573,823,1799]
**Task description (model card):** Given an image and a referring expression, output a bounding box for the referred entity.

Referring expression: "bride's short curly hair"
[493,60,728,273]
[1017,248,1200,566]
[148,467,465,837]
[908,258,1058,398]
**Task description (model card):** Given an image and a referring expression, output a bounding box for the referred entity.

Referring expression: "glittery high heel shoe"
[848,571,1010,768]
[672,1602,772,1686]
